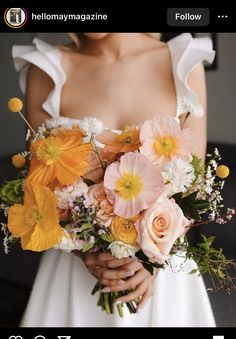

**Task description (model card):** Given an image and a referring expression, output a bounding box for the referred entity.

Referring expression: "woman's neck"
[81,33,158,60]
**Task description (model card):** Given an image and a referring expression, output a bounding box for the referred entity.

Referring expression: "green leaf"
[142,262,154,275]
[189,205,201,221]
[14,182,23,194]
[1,186,10,196]
[184,191,198,203]
[191,154,202,178]
[172,192,183,204]
[79,223,93,232]
[217,269,226,279]
[205,236,216,246]
[83,178,95,186]
[189,269,198,275]
[193,200,211,210]
[100,233,113,243]
[151,262,164,269]
[7,191,18,202]
[82,242,94,252]
[136,250,150,262]
[181,204,190,218]
[91,281,102,295]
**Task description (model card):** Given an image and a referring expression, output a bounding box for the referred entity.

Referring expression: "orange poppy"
[7,183,64,251]
[96,126,141,156]
[27,127,92,188]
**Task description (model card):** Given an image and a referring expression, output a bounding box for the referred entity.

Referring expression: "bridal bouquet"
[1,97,235,317]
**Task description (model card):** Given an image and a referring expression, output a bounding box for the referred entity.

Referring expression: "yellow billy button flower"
[111,216,138,245]
[8,97,37,138]
[8,98,23,113]
[12,154,26,168]
[216,165,230,179]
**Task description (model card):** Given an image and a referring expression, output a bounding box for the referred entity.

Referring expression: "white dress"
[12,33,216,327]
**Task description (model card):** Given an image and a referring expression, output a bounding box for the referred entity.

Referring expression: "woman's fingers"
[97,252,116,261]
[106,257,134,269]
[136,287,153,313]
[114,284,146,304]
[119,259,143,273]
[83,252,133,269]
[97,267,135,280]
[105,267,149,292]
[100,279,125,290]
[83,253,101,268]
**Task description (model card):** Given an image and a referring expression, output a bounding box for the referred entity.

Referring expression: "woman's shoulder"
[12,38,66,118]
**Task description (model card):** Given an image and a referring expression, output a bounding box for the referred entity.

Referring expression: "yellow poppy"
[7,183,64,251]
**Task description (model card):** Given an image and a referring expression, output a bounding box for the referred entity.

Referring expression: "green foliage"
[173,236,236,292]
[172,191,210,221]
[136,250,164,275]
[100,233,113,243]
[0,179,24,205]
[83,178,95,186]
[191,154,203,179]
[82,242,94,252]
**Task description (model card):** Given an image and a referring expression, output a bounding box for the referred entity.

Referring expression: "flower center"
[115,173,143,199]
[26,206,43,226]
[121,134,133,144]
[153,215,169,237]
[154,135,178,157]
[36,137,63,165]
[111,216,138,244]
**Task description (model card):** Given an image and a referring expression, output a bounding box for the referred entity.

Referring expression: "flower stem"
[182,111,190,127]
[91,140,106,171]
[104,293,111,314]
[18,111,37,138]
[117,303,124,318]
[114,292,124,318]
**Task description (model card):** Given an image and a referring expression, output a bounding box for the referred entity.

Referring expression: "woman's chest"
[60,52,177,129]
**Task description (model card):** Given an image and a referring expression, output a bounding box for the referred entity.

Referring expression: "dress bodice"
[12,33,215,124]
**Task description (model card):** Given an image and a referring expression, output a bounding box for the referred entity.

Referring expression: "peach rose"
[136,198,189,264]
[88,183,114,227]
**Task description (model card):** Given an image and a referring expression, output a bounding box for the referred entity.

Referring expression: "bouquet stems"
[92,282,138,318]
[104,293,111,314]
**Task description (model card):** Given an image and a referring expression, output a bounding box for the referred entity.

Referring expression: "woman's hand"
[73,251,158,312]
[73,251,134,287]
[100,259,158,312]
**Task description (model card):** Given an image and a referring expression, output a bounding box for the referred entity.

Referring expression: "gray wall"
[207,33,236,145]
[0,33,236,157]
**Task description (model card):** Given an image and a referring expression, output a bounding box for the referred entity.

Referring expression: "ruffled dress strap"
[12,38,66,118]
[167,33,216,118]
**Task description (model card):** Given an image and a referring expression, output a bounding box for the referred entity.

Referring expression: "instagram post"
[0,2,236,335]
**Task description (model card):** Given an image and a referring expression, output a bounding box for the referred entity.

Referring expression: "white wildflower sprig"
[54,179,89,210]
[162,158,195,196]
[180,97,204,118]
[0,203,9,217]
[194,149,225,214]
[45,117,73,130]
[1,222,14,254]
[78,117,104,143]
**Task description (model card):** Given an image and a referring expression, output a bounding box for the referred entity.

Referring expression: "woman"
[12,33,216,327]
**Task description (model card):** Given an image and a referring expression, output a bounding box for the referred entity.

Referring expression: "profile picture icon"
[4,8,28,28]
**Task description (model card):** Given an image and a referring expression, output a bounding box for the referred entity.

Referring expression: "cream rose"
[109,241,139,259]
[136,198,189,264]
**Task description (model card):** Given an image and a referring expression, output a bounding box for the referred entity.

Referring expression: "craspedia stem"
[18,111,37,138]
